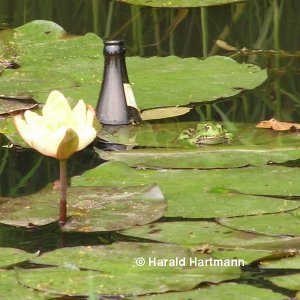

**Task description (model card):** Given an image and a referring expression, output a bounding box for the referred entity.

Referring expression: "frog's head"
[194,123,232,145]
[195,123,225,137]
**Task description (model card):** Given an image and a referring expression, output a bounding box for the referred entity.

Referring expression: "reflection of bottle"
[96,40,141,125]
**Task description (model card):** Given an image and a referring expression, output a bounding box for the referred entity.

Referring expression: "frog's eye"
[204,125,210,131]
[219,124,224,130]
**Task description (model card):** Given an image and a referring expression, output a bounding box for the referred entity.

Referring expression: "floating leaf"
[256,118,300,131]
[141,106,191,120]
[119,221,300,250]
[96,122,300,168]
[129,56,267,109]
[0,21,267,114]
[137,283,288,300]
[73,162,300,218]
[0,96,38,116]
[26,242,240,296]
[0,185,166,231]
[119,0,245,8]
[63,185,166,232]
[268,274,300,292]
[218,209,300,237]
[260,253,300,269]
[0,248,37,269]
[0,271,48,300]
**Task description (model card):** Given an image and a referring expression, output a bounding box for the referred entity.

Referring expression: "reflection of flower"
[14,90,97,160]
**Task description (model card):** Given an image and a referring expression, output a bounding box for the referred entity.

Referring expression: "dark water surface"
[0,1,300,298]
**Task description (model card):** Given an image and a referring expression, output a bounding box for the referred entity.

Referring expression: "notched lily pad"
[26,242,240,296]
[0,20,267,112]
[0,248,37,269]
[0,185,166,232]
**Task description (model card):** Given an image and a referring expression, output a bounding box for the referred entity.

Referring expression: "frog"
[177,123,233,145]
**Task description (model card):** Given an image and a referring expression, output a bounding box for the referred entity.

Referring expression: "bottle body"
[96,40,141,125]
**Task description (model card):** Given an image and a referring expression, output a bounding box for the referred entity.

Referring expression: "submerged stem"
[59,159,67,226]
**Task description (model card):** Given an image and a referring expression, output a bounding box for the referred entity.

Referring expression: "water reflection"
[0,143,102,197]
[0,223,114,252]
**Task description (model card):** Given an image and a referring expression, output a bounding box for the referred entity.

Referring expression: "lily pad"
[24,242,240,296]
[129,56,267,109]
[0,271,48,300]
[96,122,300,168]
[0,21,267,113]
[72,162,300,218]
[119,0,245,7]
[218,209,300,237]
[260,253,300,269]
[0,96,38,116]
[0,247,37,269]
[0,185,166,231]
[119,221,300,250]
[141,106,191,120]
[137,283,288,300]
[268,274,300,291]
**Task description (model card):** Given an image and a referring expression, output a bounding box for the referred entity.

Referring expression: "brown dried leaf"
[256,118,300,131]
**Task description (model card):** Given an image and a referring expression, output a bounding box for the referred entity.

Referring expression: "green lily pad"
[268,274,300,291]
[25,242,240,296]
[0,271,48,300]
[96,122,300,168]
[119,0,245,7]
[0,21,267,114]
[211,248,273,265]
[0,248,37,269]
[218,209,300,237]
[129,56,267,110]
[119,221,300,250]
[0,185,166,231]
[260,253,300,269]
[72,162,300,218]
[137,283,288,300]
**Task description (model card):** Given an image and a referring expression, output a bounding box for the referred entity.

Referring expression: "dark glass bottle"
[96,40,141,125]
[120,44,142,124]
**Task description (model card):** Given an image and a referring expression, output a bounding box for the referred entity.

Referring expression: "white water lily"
[14,90,98,160]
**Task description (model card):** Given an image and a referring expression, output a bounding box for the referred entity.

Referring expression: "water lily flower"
[14,90,99,226]
[14,90,97,160]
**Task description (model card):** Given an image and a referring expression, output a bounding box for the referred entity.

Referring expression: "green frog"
[177,123,233,145]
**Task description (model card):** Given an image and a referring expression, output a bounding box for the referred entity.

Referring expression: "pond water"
[0,0,300,299]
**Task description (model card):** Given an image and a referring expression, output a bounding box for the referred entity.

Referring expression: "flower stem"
[59,159,67,226]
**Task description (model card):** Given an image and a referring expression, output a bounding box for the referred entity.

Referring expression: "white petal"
[30,127,67,158]
[72,100,87,128]
[76,126,97,151]
[42,90,74,128]
[14,115,33,147]
[24,110,45,130]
